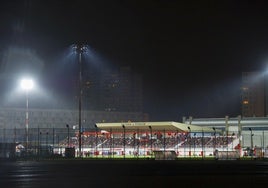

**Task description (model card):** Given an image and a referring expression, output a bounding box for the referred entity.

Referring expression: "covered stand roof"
[95,121,221,133]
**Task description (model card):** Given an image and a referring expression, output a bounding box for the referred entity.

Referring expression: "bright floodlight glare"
[21,79,34,90]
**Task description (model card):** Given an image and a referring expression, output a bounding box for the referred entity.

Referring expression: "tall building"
[241,72,265,117]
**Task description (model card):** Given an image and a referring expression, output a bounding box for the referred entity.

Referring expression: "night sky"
[1,0,268,121]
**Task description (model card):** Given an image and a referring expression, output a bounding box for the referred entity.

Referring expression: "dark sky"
[1,0,268,121]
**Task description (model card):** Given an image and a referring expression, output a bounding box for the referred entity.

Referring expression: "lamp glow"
[21,79,34,90]
[20,78,34,155]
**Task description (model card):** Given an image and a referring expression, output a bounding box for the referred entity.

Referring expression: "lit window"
[243,100,249,104]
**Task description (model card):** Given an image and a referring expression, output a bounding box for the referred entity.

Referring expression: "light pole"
[66,124,70,147]
[202,129,204,159]
[74,44,87,157]
[193,133,196,157]
[265,70,268,116]
[176,130,179,157]
[102,132,104,158]
[184,134,186,158]
[213,127,216,155]
[149,126,152,158]
[20,79,34,153]
[122,124,126,160]
[95,124,98,157]
[262,130,265,158]
[249,128,254,158]
[188,126,191,158]
[133,132,136,157]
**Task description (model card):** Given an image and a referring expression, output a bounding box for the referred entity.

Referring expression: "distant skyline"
[1,1,268,121]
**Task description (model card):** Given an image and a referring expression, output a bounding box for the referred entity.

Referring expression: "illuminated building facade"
[241,72,265,117]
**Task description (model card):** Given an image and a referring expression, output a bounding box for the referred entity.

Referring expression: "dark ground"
[0,159,268,188]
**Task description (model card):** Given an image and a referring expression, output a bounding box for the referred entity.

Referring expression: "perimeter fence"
[0,127,262,160]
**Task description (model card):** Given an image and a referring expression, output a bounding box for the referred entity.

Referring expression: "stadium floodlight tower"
[73,44,87,157]
[20,78,34,153]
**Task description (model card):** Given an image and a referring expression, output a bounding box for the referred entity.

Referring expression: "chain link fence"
[1,127,253,160]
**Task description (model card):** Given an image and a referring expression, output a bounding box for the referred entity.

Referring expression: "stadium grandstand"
[54,121,243,159]
[2,120,267,160]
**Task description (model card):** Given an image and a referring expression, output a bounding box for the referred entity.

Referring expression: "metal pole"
[265,73,267,116]
[122,125,125,160]
[176,130,179,157]
[133,132,136,157]
[95,124,98,158]
[26,90,29,153]
[238,115,242,157]
[263,130,265,158]
[194,133,196,157]
[58,135,60,155]
[227,133,228,159]
[202,129,204,159]
[188,126,191,158]
[225,116,229,159]
[137,129,139,159]
[149,126,152,158]
[249,128,253,159]
[102,132,104,158]
[78,47,82,157]
[163,129,166,160]
[52,127,55,150]
[66,124,70,147]
[112,129,114,159]
[184,134,186,158]
[250,128,253,151]
[213,127,216,156]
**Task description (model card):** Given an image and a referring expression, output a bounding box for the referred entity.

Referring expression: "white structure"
[183,116,268,150]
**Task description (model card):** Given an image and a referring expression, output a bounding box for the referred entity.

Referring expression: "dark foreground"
[0,159,268,188]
